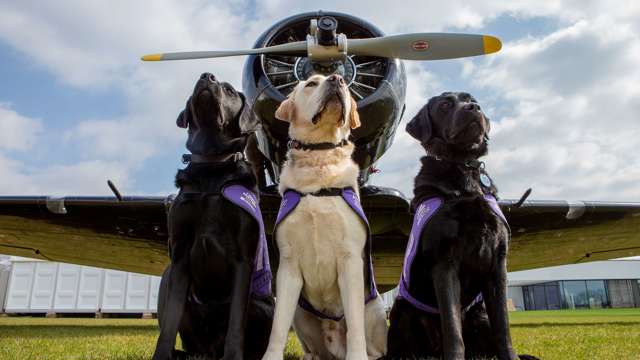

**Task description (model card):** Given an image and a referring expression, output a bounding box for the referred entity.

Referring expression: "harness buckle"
[232,152,244,162]
[287,140,300,150]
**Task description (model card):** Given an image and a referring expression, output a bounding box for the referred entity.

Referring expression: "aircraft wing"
[1,189,639,292]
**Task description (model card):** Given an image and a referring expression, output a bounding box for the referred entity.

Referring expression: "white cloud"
[0,103,42,151]
[467,14,640,201]
[370,63,442,196]
[0,1,638,202]
[0,147,131,196]
[0,104,132,196]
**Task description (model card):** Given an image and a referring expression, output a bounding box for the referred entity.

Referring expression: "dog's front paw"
[261,351,283,360]
[345,351,368,360]
[518,355,541,360]
[151,345,175,360]
[303,354,322,360]
[221,351,243,360]
[170,349,193,360]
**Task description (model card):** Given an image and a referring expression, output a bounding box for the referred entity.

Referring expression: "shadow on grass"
[0,325,158,338]
[511,321,640,328]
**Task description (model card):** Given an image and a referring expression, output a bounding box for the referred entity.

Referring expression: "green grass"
[509,309,640,359]
[0,309,638,359]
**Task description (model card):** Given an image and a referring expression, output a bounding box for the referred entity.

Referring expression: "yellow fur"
[262,75,387,360]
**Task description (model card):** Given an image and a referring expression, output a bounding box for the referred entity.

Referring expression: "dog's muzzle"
[312,90,347,125]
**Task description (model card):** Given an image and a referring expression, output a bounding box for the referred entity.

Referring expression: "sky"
[1,1,639,201]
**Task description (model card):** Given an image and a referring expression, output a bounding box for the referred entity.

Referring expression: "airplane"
[1,11,639,293]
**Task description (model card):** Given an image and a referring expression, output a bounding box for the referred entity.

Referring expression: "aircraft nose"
[200,73,216,83]
[327,74,345,85]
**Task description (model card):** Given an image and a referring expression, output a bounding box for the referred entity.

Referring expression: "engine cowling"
[243,11,407,184]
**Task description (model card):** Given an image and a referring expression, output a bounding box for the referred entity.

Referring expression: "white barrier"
[3,259,160,314]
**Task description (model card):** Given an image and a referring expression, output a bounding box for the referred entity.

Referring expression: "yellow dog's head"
[275,74,360,144]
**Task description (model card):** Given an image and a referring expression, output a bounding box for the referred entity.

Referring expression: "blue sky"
[1,1,639,201]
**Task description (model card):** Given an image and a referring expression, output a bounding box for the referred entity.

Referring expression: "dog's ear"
[238,93,260,133]
[406,104,432,142]
[176,97,193,129]
[275,97,295,123]
[349,97,361,129]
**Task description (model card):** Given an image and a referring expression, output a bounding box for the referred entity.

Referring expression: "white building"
[381,259,640,312]
[0,256,160,315]
[507,258,640,311]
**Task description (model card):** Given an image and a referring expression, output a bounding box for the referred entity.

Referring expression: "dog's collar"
[287,139,349,151]
[182,152,244,164]
[427,154,484,170]
[291,187,351,197]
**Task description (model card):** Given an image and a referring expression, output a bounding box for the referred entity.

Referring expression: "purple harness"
[398,194,508,314]
[275,187,378,321]
[221,184,272,298]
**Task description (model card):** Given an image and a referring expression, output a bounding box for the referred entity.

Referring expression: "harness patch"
[222,184,272,298]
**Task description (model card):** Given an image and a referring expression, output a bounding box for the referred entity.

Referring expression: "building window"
[545,282,562,310]
[522,282,560,310]
[532,285,547,310]
[522,279,640,310]
[561,280,589,309]
[586,280,608,308]
[523,286,535,310]
[608,280,635,308]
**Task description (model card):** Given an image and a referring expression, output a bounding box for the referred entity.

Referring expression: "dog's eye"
[440,101,452,110]
[224,85,235,94]
[305,81,318,88]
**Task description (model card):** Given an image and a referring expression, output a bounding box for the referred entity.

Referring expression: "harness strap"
[221,184,272,298]
[302,187,344,197]
[275,187,378,321]
[398,194,508,314]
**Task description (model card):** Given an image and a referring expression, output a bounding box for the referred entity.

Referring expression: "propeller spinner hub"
[294,56,356,85]
[307,16,347,62]
[317,16,338,46]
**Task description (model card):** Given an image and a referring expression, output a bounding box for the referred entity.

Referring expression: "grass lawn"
[0,309,638,359]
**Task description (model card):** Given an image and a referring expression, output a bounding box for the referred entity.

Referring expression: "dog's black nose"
[200,73,216,83]
[463,103,481,111]
[327,74,345,85]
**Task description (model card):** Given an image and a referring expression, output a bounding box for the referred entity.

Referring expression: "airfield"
[0,309,638,359]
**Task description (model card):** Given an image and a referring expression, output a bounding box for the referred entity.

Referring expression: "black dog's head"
[407,92,490,160]
[177,72,260,155]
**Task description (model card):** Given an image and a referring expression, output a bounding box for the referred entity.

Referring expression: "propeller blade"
[348,33,501,60]
[141,41,307,61]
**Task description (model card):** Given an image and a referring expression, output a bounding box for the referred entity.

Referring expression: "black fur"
[387,92,537,360]
[153,73,273,360]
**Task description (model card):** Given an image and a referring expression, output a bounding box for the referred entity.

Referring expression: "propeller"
[348,33,501,60]
[141,17,501,62]
[141,41,307,61]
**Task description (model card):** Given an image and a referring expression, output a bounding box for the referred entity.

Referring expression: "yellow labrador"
[261,74,387,360]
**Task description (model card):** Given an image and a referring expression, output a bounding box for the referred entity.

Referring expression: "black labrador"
[152,73,274,360]
[386,92,538,360]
